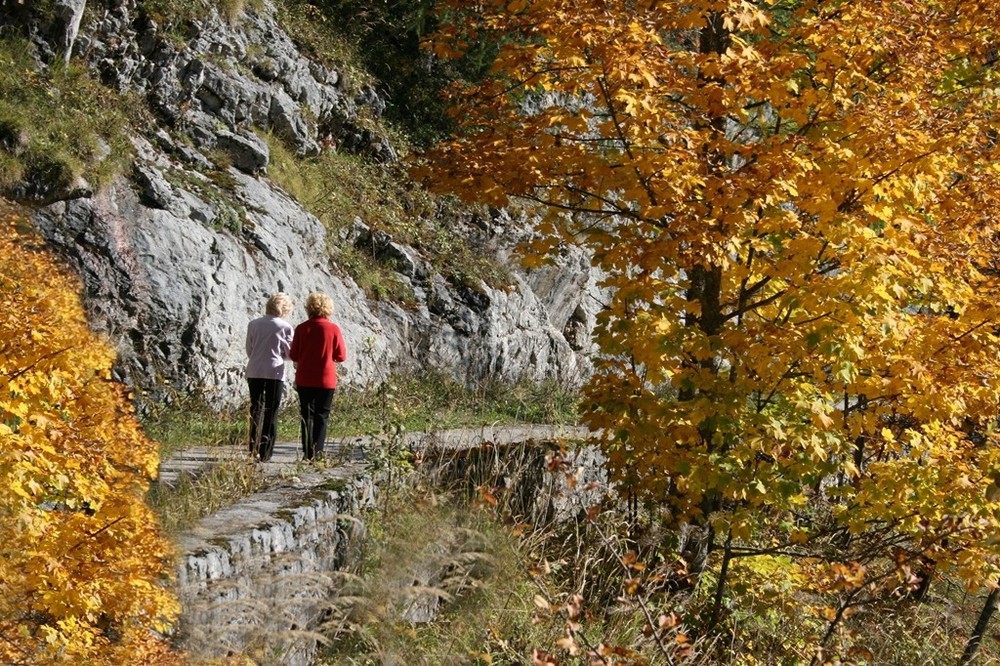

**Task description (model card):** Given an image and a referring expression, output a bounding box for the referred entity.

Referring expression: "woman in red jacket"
[289,291,347,461]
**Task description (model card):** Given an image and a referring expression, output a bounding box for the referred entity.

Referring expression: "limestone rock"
[17,0,607,407]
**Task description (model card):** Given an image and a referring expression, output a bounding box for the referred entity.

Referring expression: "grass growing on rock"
[265,132,512,303]
[0,37,135,200]
[273,0,376,99]
[136,0,265,29]
[267,0,505,283]
[266,136,419,302]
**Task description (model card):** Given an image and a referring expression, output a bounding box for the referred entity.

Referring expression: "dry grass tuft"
[148,455,267,534]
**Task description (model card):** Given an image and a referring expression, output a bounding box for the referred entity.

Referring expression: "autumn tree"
[0,201,181,665]
[421,0,1000,658]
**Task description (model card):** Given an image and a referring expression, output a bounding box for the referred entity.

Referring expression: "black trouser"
[296,386,335,460]
[248,378,284,461]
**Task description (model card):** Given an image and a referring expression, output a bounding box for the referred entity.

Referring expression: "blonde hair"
[265,292,293,318]
[304,291,334,318]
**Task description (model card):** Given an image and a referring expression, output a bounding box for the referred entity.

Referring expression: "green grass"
[325,370,580,439]
[143,371,579,454]
[0,37,135,199]
[141,396,250,459]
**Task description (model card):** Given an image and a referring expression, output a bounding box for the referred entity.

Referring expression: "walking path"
[157,423,590,487]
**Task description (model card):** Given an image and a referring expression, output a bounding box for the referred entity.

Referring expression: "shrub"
[0,200,182,664]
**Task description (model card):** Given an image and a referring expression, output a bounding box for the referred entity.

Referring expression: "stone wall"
[419,439,608,527]
[175,465,376,666]
[171,428,607,664]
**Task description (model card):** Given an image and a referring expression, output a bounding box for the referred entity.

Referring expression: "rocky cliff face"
[12,0,605,408]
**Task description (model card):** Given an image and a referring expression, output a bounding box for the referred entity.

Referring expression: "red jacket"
[289,317,347,389]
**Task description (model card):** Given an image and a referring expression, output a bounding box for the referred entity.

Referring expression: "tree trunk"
[671,8,731,590]
[705,529,733,632]
[678,522,714,586]
[957,585,999,666]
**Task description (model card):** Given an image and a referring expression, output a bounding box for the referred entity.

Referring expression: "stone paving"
[156,424,590,488]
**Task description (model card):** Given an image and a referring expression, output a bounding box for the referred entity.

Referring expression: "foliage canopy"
[0,201,181,664]
[421,0,1000,658]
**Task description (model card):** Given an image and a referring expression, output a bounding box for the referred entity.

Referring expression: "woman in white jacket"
[245,292,294,461]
